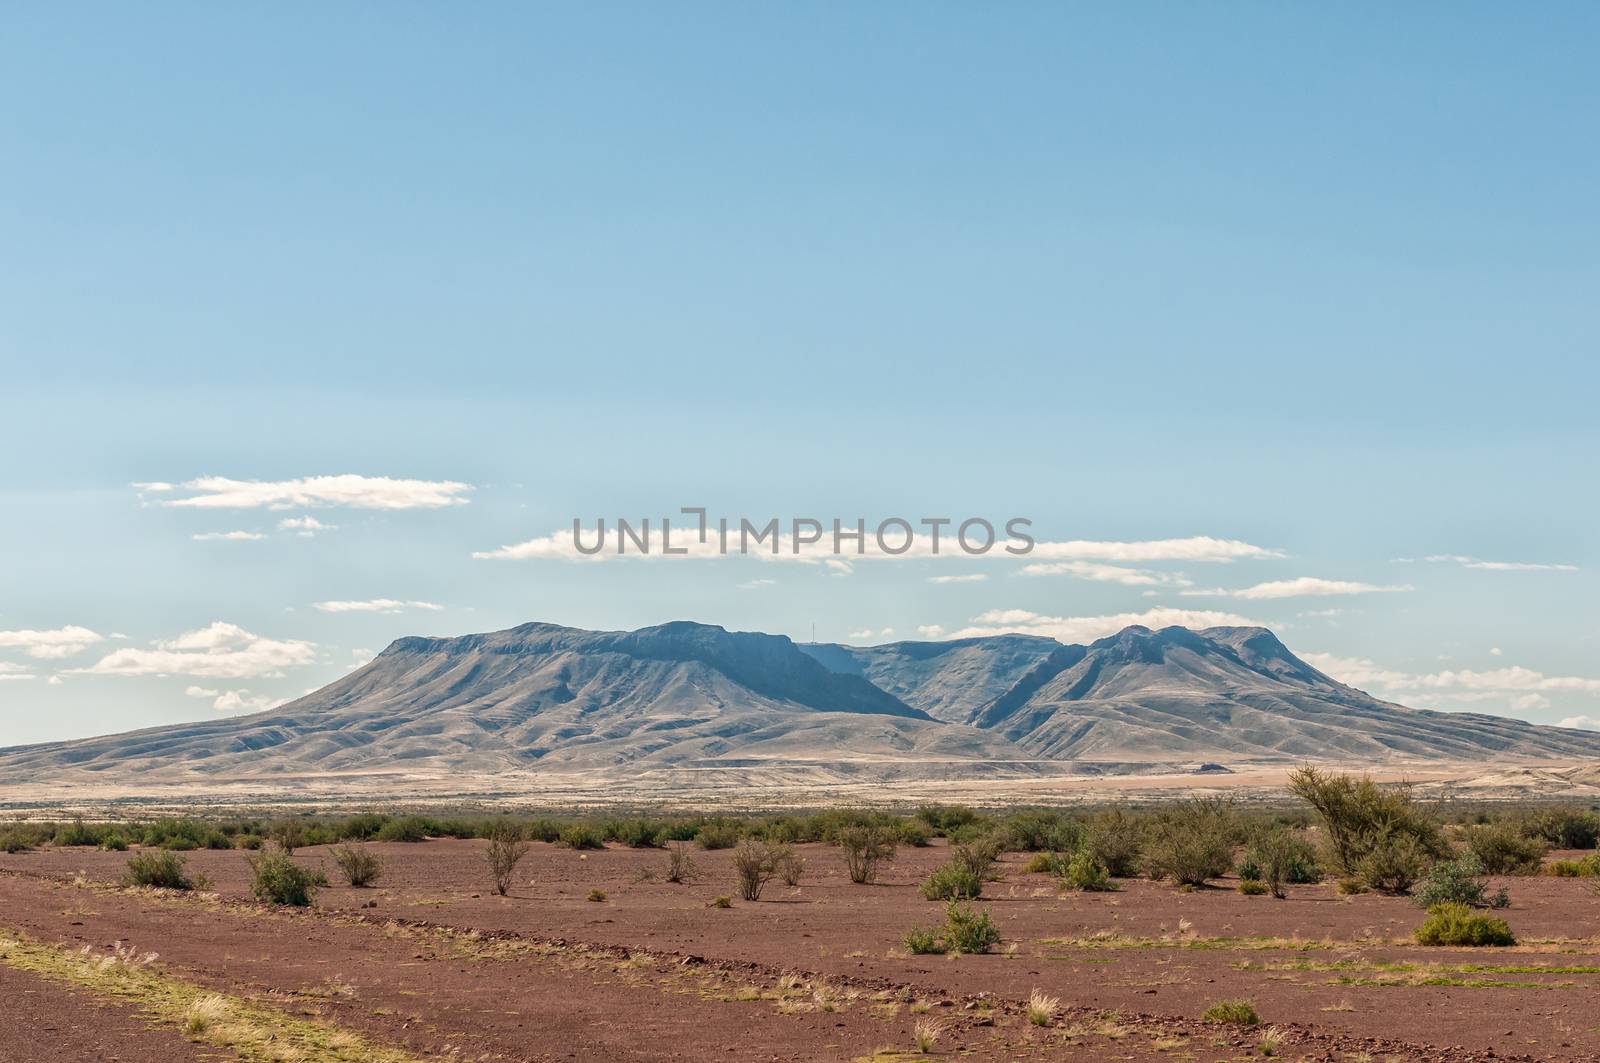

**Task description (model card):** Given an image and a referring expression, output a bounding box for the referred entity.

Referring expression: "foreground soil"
[3,839,1598,1061]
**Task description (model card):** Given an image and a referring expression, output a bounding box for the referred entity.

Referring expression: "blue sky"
[2,4,1596,745]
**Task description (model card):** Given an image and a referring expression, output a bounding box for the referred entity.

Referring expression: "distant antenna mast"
[811,622,816,644]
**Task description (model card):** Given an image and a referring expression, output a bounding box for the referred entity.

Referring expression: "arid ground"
[2,838,1597,1062]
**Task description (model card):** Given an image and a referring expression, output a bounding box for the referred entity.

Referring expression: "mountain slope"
[0,622,1028,784]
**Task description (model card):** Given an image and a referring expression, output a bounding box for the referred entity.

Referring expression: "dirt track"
[2,839,1597,1061]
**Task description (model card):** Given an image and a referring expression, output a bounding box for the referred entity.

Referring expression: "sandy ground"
[3,839,1597,1061]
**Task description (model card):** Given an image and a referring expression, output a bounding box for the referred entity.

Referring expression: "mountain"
[0,622,1027,787]
[804,625,1600,763]
[2,619,1597,797]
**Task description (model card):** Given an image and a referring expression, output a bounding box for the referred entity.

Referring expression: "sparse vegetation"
[557,823,604,850]
[1058,848,1115,891]
[1289,767,1446,891]
[837,824,897,884]
[124,850,202,890]
[1243,824,1322,898]
[709,894,733,908]
[1414,902,1515,946]
[1413,853,1508,910]
[666,845,698,883]
[1202,998,1260,1026]
[732,839,781,901]
[920,861,982,900]
[484,819,531,896]
[247,847,325,906]
[902,900,1001,955]
[330,843,383,887]
[587,887,607,902]
[1237,877,1269,895]
[1463,823,1545,875]
[1142,797,1235,887]
[913,1017,940,1053]
[1026,988,1059,1027]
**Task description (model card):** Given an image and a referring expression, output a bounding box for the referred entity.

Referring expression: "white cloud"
[279,515,336,537]
[1511,693,1551,712]
[46,675,64,686]
[950,607,1260,645]
[1020,561,1190,586]
[311,599,444,614]
[825,559,853,574]
[1299,653,1415,689]
[848,629,876,640]
[0,625,104,659]
[192,530,265,542]
[1298,608,1347,618]
[738,578,777,590]
[1490,647,1503,656]
[1185,577,1411,600]
[1027,537,1282,564]
[184,685,221,698]
[1399,554,1579,573]
[1559,715,1600,731]
[1303,653,1600,718]
[154,474,472,511]
[0,662,35,681]
[928,574,987,584]
[211,689,281,713]
[916,624,946,639]
[74,622,316,678]
[131,481,175,492]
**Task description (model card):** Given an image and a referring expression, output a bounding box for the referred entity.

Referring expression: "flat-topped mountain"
[2,619,1597,792]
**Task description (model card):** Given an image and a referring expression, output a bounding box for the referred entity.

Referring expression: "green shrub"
[374,816,430,844]
[330,843,383,887]
[1245,826,1322,898]
[336,812,389,840]
[1021,852,1055,874]
[1546,855,1600,877]
[1082,809,1144,877]
[1142,798,1234,887]
[124,850,200,890]
[54,817,103,847]
[233,834,264,851]
[902,925,944,954]
[99,833,130,852]
[1202,999,1260,1026]
[732,839,779,901]
[920,862,983,901]
[950,838,1001,880]
[485,819,531,896]
[1058,848,1115,892]
[693,822,742,850]
[0,831,31,853]
[774,845,806,886]
[1237,878,1270,896]
[666,846,698,883]
[247,848,324,906]
[1334,877,1367,895]
[1353,827,1429,895]
[267,819,307,853]
[587,887,607,902]
[558,823,604,850]
[940,901,1001,954]
[613,819,663,848]
[709,894,733,909]
[915,804,980,834]
[1463,824,1545,876]
[894,820,932,847]
[1414,854,1508,910]
[1290,767,1447,879]
[837,824,897,884]
[1414,902,1515,946]
[1526,806,1600,850]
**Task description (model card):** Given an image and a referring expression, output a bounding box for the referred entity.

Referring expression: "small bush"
[1202,998,1260,1026]
[837,824,897,884]
[1143,798,1235,887]
[1021,852,1055,874]
[99,833,130,852]
[732,839,779,901]
[124,850,198,890]
[709,894,733,909]
[774,845,806,886]
[233,834,264,851]
[1413,853,1509,909]
[267,819,307,854]
[1335,877,1367,895]
[247,848,324,906]
[903,925,944,954]
[1244,825,1322,898]
[1082,809,1144,877]
[921,862,983,901]
[587,887,607,902]
[693,822,742,850]
[1026,988,1059,1027]
[913,1017,941,1053]
[558,823,604,851]
[1290,767,1447,877]
[0,831,31,853]
[330,843,383,887]
[940,901,1001,954]
[373,816,430,844]
[485,819,531,896]
[1526,806,1600,850]
[1059,848,1115,892]
[950,838,1002,880]
[1464,824,1545,876]
[613,819,663,848]
[666,846,698,883]
[1353,827,1428,895]
[1414,902,1515,946]
[1237,878,1269,896]
[1546,854,1600,877]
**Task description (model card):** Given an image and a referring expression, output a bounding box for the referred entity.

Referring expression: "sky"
[2,4,1597,745]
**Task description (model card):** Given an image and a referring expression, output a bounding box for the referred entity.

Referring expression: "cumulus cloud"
[1026,537,1282,563]
[279,516,337,536]
[738,578,777,590]
[185,684,278,713]
[1397,555,1579,573]
[928,574,987,584]
[192,530,265,542]
[0,625,104,659]
[0,662,35,681]
[916,624,946,639]
[1303,653,1600,717]
[950,607,1260,644]
[1559,715,1600,731]
[1020,561,1190,586]
[74,622,316,678]
[847,628,897,642]
[1184,577,1411,600]
[311,599,443,614]
[150,475,472,510]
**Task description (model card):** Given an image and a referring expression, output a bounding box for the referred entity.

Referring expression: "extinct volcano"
[2,620,1598,793]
